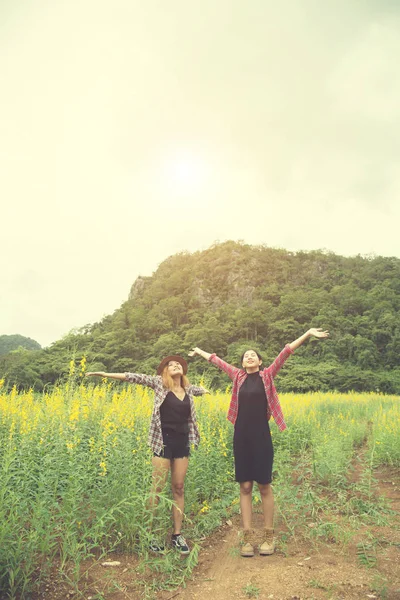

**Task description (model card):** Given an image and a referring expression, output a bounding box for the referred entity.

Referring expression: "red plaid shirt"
[124,373,206,454]
[208,345,293,430]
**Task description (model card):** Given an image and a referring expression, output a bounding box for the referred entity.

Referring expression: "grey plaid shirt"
[124,372,206,454]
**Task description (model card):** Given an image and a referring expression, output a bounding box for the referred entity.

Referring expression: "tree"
[2,241,400,392]
[0,334,41,355]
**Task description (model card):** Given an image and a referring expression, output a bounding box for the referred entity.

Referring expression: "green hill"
[0,334,41,356]
[1,241,400,392]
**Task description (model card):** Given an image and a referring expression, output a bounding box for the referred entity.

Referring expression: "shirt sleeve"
[264,344,294,378]
[189,385,207,396]
[208,354,240,381]
[124,373,159,389]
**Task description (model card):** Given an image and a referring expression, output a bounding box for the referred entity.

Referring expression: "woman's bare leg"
[149,456,170,512]
[170,457,189,534]
[239,481,253,530]
[257,483,274,529]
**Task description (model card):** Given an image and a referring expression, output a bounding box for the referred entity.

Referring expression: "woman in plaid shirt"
[190,327,328,557]
[86,354,208,555]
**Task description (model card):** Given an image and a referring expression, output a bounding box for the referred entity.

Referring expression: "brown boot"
[240,529,255,557]
[259,527,275,555]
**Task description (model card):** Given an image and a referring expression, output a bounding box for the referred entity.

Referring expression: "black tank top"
[160,391,190,433]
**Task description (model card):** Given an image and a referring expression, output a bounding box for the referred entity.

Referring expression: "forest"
[0,334,41,356]
[1,241,400,393]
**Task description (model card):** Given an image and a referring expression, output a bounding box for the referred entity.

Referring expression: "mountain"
[1,241,399,392]
[0,334,41,356]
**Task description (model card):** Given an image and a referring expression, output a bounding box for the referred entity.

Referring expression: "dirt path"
[160,467,400,600]
[31,467,400,600]
[158,513,386,600]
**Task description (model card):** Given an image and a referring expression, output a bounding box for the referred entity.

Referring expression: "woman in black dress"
[189,327,328,557]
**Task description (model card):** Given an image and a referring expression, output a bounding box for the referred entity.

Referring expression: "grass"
[243,583,261,598]
[0,377,399,598]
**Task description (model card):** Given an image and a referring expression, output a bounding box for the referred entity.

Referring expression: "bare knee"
[258,483,272,497]
[240,482,253,496]
[172,482,185,498]
[151,477,167,496]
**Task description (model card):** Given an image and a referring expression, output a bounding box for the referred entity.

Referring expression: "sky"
[1,0,400,348]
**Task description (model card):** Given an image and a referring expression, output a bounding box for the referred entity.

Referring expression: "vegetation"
[0,334,41,356]
[0,375,398,598]
[1,241,400,392]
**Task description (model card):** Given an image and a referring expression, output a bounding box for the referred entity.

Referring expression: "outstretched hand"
[85,371,105,377]
[188,347,212,361]
[308,328,329,339]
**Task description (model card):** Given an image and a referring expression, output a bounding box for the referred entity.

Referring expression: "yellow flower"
[80,355,87,374]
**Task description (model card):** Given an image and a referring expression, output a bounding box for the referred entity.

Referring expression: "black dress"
[233,371,273,484]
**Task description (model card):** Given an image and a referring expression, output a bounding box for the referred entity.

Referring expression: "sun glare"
[162,151,210,193]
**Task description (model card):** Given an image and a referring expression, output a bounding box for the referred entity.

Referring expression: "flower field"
[0,375,399,599]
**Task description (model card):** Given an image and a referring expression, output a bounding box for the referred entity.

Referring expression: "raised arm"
[189,347,239,381]
[86,371,158,389]
[265,328,329,378]
[288,327,329,351]
[264,346,294,378]
[189,384,209,396]
[188,347,211,361]
[86,371,126,381]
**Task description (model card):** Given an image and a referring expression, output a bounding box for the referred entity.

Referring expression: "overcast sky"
[1,0,400,348]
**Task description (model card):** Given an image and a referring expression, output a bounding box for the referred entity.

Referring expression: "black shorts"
[153,429,190,460]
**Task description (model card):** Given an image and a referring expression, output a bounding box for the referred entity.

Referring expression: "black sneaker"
[172,534,190,555]
[149,539,165,553]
